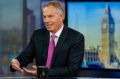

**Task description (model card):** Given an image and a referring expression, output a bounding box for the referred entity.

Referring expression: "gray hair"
[42,1,65,15]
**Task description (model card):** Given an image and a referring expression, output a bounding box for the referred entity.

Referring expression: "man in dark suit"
[10,1,84,77]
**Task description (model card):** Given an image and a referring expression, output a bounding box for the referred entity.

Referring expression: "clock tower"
[101,4,115,67]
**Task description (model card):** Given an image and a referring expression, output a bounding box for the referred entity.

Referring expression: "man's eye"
[43,16,46,18]
[48,15,53,18]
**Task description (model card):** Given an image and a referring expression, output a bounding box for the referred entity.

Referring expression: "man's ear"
[60,13,65,21]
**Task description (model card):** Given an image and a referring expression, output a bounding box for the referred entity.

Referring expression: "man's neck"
[52,23,64,34]
[50,24,64,38]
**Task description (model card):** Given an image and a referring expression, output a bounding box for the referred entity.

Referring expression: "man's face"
[43,5,64,33]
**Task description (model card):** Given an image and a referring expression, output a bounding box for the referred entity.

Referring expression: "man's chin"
[46,28,53,32]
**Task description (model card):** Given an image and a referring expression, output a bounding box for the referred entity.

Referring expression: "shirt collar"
[50,25,64,38]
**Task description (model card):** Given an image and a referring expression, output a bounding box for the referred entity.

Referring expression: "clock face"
[109,24,114,32]
[103,23,107,29]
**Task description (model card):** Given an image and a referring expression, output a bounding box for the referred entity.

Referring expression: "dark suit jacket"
[11,26,84,77]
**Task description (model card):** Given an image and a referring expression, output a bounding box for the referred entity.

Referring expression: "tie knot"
[51,34,56,39]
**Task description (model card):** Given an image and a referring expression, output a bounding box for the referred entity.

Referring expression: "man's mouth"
[46,24,53,27]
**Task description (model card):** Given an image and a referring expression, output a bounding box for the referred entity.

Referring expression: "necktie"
[46,34,56,69]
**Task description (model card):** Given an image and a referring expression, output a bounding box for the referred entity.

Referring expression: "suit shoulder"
[30,29,48,38]
[67,27,84,38]
[33,29,48,34]
[34,29,47,33]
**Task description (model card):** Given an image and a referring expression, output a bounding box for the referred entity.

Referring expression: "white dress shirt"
[49,25,64,46]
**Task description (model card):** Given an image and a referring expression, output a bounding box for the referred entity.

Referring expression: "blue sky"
[0,0,23,29]
[0,0,40,29]
[68,2,120,49]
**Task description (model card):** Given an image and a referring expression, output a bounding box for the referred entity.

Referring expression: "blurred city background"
[0,0,120,77]
[68,2,120,69]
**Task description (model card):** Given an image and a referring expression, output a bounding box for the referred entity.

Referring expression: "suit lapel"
[52,26,68,65]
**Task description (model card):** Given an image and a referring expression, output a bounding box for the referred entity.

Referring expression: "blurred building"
[26,9,36,43]
[22,0,28,47]
[83,46,104,68]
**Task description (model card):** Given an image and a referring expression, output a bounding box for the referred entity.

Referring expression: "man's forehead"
[43,5,56,10]
[43,6,57,14]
